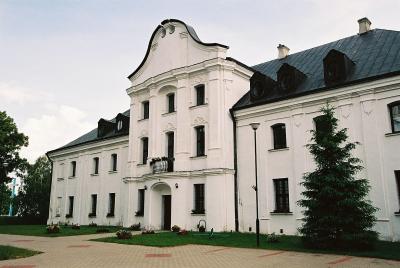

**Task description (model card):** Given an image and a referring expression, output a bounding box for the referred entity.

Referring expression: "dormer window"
[250,71,276,101]
[277,63,306,92]
[117,120,123,131]
[323,49,354,86]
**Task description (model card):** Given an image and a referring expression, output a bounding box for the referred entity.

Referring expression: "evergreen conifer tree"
[298,105,378,249]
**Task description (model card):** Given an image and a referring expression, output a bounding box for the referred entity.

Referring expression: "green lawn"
[0,225,121,237]
[0,245,41,260]
[94,232,400,261]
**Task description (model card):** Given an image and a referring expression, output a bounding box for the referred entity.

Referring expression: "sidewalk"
[0,233,399,268]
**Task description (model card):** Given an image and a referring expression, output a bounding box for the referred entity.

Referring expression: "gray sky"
[1,0,399,163]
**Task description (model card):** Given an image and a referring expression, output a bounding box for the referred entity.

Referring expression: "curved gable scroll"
[127,19,229,84]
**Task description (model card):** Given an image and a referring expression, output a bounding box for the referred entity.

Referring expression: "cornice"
[122,168,235,183]
[234,76,400,121]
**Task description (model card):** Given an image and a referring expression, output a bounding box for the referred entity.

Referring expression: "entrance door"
[162,195,171,230]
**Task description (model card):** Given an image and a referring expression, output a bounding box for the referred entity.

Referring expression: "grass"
[0,245,41,260]
[94,231,400,261]
[0,225,121,237]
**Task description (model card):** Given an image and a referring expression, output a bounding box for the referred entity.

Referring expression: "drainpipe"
[229,108,239,232]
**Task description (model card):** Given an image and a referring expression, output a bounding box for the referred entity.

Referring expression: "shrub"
[46,224,60,234]
[96,228,110,233]
[266,232,279,243]
[88,222,97,227]
[142,229,155,235]
[129,223,141,231]
[71,224,80,230]
[177,229,188,236]
[171,225,180,232]
[116,229,132,239]
[198,225,206,233]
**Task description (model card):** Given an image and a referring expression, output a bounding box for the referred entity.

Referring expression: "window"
[136,189,145,216]
[90,194,97,217]
[141,137,149,164]
[395,171,400,213]
[166,132,174,158]
[142,101,149,119]
[195,126,205,156]
[195,84,205,106]
[66,196,74,217]
[93,157,99,174]
[117,120,123,131]
[107,193,115,217]
[271,123,287,149]
[70,161,76,177]
[193,184,205,214]
[273,179,290,213]
[389,101,400,133]
[313,115,331,141]
[56,197,62,217]
[167,93,175,113]
[111,154,117,171]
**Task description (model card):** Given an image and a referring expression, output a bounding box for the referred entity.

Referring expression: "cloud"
[20,105,94,162]
[0,81,52,105]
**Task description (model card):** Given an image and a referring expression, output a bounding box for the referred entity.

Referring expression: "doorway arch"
[150,182,172,230]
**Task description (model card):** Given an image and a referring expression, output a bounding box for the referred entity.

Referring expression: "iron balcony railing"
[149,157,174,173]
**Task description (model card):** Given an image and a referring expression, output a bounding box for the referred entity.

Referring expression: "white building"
[47,18,400,241]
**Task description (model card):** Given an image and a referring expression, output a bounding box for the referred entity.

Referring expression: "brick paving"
[0,233,399,268]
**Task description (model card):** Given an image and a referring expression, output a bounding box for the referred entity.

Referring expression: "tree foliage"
[298,105,378,250]
[0,182,11,215]
[13,156,52,221]
[0,111,29,184]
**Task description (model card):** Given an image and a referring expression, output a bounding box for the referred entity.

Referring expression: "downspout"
[45,152,53,224]
[229,108,239,232]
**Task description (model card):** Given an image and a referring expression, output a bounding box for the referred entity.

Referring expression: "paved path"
[0,233,399,268]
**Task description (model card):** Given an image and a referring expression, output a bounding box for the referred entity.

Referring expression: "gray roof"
[48,109,130,154]
[233,29,400,110]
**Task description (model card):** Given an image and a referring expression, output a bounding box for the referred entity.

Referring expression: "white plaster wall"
[234,76,400,241]
[48,137,129,226]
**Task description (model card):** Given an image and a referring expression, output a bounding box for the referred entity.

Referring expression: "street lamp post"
[250,122,260,247]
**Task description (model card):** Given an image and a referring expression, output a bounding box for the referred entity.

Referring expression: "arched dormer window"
[117,120,123,131]
[271,123,287,149]
[323,49,354,86]
[250,71,276,101]
[389,101,400,133]
[277,63,306,92]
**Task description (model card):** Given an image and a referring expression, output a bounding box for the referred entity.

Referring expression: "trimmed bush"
[266,232,279,243]
[198,225,206,233]
[46,224,60,233]
[116,229,132,239]
[129,223,141,231]
[88,222,97,227]
[71,224,80,230]
[142,229,155,235]
[171,225,180,232]
[177,229,188,236]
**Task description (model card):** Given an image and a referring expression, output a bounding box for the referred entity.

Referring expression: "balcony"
[150,157,174,173]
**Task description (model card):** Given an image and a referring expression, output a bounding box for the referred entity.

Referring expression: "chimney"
[277,44,290,59]
[358,17,372,34]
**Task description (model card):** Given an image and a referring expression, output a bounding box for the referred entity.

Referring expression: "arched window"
[389,101,400,133]
[271,123,287,149]
[167,93,175,113]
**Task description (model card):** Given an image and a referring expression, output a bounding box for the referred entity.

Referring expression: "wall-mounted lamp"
[175,183,178,189]
[144,185,148,190]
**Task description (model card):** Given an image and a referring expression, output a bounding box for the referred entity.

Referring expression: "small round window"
[117,120,123,131]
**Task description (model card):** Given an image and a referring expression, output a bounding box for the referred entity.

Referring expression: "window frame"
[90,194,97,216]
[273,178,290,213]
[70,161,76,177]
[388,101,400,133]
[136,189,145,216]
[142,101,150,119]
[107,193,115,217]
[111,154,118,172]
[271,123,287,149]
[141,137,149,164]
[93,157,99,175]
[167,93,175,113]
[195,126,205,157]
[192,183,205,214]
[195,84,205,106]
[395,170,400,213]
